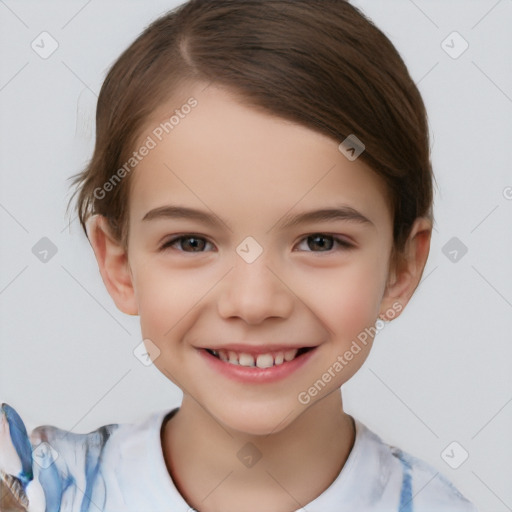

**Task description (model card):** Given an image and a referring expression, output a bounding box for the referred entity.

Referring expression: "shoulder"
[356,421,478,512]
[1,402,174,512]
[389,446,478,512]
[28,408,169,487]
[30,420,120,465]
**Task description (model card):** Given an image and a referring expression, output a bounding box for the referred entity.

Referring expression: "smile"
[205,347,313,368]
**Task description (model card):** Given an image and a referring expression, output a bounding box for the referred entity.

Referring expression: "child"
[1,0,479,510]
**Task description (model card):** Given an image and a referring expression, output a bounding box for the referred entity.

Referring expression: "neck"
[162,393,355,512]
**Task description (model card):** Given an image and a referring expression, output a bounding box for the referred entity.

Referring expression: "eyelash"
[159,233,355,253]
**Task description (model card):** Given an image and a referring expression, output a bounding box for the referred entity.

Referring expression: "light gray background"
[1,1,511,510]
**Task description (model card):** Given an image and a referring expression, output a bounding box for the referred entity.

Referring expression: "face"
[121,83,398,435]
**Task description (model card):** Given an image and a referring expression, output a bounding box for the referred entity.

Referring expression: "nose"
[217,255,294,325]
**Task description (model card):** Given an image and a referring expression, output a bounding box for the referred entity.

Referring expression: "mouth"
[203,346,315,369]
[199,344,319,384]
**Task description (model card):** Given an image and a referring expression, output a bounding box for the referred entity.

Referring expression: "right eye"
[159,235,215,253]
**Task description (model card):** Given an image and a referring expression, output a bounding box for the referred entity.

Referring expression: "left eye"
[160,235,214,252]
[295,234,354,252]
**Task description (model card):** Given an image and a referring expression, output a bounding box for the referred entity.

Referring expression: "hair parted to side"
[68,0,434,259]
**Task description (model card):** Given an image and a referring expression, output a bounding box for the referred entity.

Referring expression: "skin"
[87,82,431,512]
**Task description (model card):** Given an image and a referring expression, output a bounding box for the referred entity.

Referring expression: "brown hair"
[68,0,434,258]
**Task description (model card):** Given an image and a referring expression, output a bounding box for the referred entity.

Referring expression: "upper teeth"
[211,349,299,368]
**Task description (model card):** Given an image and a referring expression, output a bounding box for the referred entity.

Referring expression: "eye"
[295,233,354,252]
[159,233,353,253]
[160,235,214,253]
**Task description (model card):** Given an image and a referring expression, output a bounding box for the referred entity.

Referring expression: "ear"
[379,217,432,320]
[86,215,138,316]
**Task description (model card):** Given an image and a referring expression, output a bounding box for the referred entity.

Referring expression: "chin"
[226,417,291,437]
[211,400,302,437]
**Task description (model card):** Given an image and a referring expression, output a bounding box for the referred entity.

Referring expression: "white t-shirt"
[1,405,478,512]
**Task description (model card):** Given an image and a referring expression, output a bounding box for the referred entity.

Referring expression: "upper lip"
[198,343,316,355]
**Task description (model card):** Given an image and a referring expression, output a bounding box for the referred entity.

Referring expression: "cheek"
[309,261,386,337]
[136,276,175,334]
[133,259,221,343]
[133,262,191,338]
[134,268,195,378]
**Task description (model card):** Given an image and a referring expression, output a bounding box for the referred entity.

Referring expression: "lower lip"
[199,348,317,384]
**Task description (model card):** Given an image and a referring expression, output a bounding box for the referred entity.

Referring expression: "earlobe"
[379,217,432,320]
[86,215,139,316]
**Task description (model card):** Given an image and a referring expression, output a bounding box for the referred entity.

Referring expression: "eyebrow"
[141,204,374,230]
[142,205,226,228]
[274,206,374,231]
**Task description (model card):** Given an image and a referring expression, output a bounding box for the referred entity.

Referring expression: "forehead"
[129,83,392,228]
